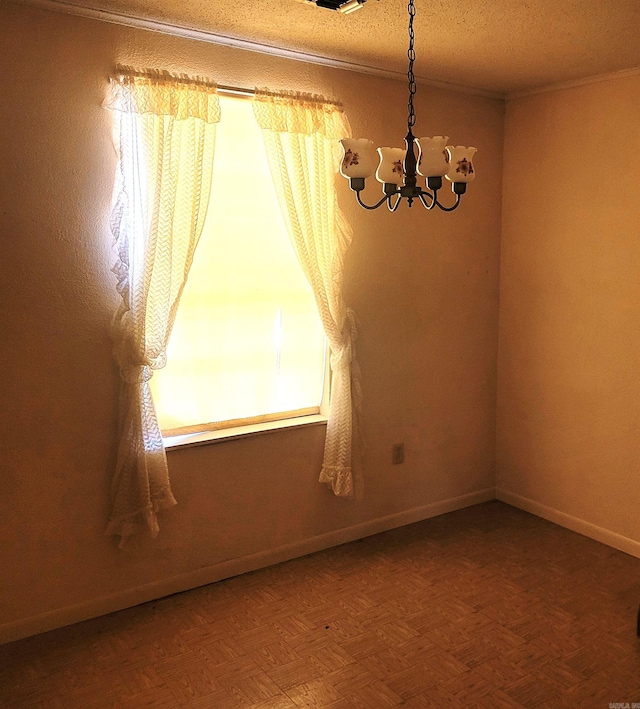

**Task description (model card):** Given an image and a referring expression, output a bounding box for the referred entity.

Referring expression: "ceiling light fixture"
[339,0,476,211]
[337,0,366,13]
[304,0,367,13]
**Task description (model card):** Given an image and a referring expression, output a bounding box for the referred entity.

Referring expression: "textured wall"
[497,75,640,541]
[0,2,503,639]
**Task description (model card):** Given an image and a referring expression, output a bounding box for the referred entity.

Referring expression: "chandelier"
[339,0,476,211]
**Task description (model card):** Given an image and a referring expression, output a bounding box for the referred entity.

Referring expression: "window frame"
[152,91,331,445]
[163,362,330,449]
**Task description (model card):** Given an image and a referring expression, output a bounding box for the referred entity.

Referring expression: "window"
[149,95,327,435]
[108,73,357,540]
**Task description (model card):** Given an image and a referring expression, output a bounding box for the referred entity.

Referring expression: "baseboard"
[496,488,640,559]
[0,487,494,645]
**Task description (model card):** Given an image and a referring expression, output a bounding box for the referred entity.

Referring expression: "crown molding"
[9,0,505,100]
[508,65,640,100]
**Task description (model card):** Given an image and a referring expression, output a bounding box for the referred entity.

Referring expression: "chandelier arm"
[387,194,403,212]
[355,191,395,210]
[434,192,462,212]
[418,191,437,210]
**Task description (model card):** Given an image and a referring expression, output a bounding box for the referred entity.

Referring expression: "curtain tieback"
[330,309,358,372]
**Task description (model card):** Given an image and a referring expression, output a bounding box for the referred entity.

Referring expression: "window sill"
[163,414,328,450]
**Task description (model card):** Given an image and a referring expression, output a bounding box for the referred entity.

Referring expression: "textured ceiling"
[47,0,640,94]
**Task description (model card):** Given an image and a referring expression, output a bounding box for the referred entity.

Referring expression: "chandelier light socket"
[427,176,443,191]
[416,136,450,177]
[445,146,477,183]
[376,147,406,186]
[453,182,467,195]
[384,182,398,196]
[348,177,366,192]
[340,138,375,179]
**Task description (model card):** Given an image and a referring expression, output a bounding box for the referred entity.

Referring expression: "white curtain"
[253,89,362,497]
[106,69,220,545]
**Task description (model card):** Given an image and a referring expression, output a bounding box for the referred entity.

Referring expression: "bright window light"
[150,95,326,434]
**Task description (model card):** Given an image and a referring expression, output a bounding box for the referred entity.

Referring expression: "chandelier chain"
[407,0,416,130]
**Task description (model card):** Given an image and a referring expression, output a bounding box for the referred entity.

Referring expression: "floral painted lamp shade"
[339,138,375,179]
[445,146,476,183]
[416,136,450,178]
[375,147,406,185]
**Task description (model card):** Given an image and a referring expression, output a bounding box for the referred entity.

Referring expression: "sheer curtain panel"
[253,90,362,497]
[106,69,220,546]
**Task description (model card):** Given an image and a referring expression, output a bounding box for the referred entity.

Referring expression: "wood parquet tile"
[2,501,640,708]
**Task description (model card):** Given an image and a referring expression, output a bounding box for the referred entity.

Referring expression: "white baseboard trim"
[0,487,494,645]
[496,488,640,559]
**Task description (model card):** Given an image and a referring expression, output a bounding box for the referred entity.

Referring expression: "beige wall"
[497,76,640,543]
[0,3,503,641]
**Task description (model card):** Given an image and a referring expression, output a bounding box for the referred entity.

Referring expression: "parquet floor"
[1,501,640,708]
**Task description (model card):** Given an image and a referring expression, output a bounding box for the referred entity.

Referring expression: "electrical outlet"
[392,443,404,465]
